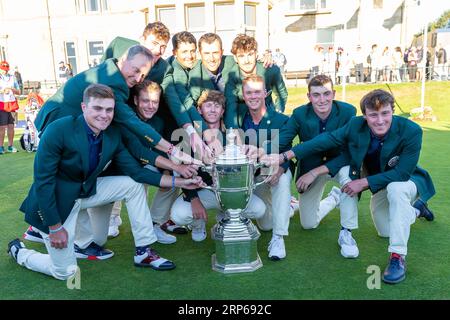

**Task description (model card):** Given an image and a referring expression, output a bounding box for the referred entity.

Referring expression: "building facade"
[0,0,429,83]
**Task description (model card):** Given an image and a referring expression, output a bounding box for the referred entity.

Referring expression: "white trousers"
[298,166,358,230]
[16,176,157,280]
[109,164,180,225]
[254,170,292,236]
[370,180,418,256]
[171,189,266,226]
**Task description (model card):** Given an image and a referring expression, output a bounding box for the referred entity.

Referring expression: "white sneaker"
[191,219,207,242]
[108,215,122,238]
[338,229,359,258]
[328,186,342,208]
[154,224,177,244]
[268,235,286,260]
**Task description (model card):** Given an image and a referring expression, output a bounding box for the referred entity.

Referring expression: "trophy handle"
[199,165,215,191]
[200,165,213,174]
[254,162,274,188]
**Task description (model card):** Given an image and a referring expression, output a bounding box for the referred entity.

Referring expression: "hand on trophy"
[174,163,199,178]
[178,176,206,190]
[260,153,283,167]
[171,145,203,166]
[242,144,263,162]
[266,167,284,187]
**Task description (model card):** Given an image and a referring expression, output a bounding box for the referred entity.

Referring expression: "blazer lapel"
[356,123,371,167]
[75,117,90,180]
[379,117,400,172]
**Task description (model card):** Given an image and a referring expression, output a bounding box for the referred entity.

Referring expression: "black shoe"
[7,238,26,262]
[382,253,406,284]
[74,242,114,260]
[160,219,188,234]
[413,199,434,221]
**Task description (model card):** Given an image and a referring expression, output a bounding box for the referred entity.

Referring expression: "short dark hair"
[231,34,258,55]
[198,33,223,52]
[360,89,395,114]
[83,84,115,104]
[142,21,170,42]
[172,31,197,51]
[124,45,153,62]
[308,74,334,92]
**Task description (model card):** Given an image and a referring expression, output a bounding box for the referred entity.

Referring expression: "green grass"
[1,82,449,300]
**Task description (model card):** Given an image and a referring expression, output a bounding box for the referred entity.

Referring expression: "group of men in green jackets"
[7,21,435,285]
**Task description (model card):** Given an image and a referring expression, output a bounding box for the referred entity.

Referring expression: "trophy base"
[211,211,263,274]
[211,253,263,274]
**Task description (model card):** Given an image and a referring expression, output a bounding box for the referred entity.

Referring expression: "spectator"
[0,60,20,154]
[66,63,74,79]
[57,61,68,85]
[392,47,403,83]
[407,46,418,82]
[14,66,23,95]
[352,45,365,83]
[273,48,287,75]
[435,44,447,80]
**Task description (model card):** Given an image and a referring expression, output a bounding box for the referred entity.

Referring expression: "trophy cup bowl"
[201,131,271,274]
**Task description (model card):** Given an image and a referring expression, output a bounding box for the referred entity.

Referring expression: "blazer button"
[322,156,327,161]
[352,171,357,175]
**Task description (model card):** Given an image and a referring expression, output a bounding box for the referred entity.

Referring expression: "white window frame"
[84,0,109,14]
[185,3,206,33]
[244,3,257,35]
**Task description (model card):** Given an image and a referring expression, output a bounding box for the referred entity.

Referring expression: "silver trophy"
[202,130,271,274]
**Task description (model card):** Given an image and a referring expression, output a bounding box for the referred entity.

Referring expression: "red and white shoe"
[23,226,45,244]
[134,247,176,270]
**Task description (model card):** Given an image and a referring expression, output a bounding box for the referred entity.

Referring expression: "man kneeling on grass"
[7,84,204,280]
[263,89,435,284]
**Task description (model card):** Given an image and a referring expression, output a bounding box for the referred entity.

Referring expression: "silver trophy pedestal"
[201,130,271,274]
[211,210,263,274]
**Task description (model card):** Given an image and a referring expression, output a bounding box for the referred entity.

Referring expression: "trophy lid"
[215,129,248,165]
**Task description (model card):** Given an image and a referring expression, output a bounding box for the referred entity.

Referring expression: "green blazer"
[101,36,139,62]
[238,104,293,173]
[188,55,236,101]
[224,62,288,129]
[291,115,435,201]
[279,100,356,180]
[34,58,162,148]
[118,115,165,167]
[101,36,195,134]
[167,56,207,133]
[20,115,163,234]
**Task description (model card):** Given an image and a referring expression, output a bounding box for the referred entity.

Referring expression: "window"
[317,28,334,46]
[65,42,78,74]
[186,4,205,43]
[215,2,235,30]
[373,0,383,9]
[86,0,99,12]
[244,4,256,27]
[84,0,108,13]
[157,6,176,32]
[215,2,235,53]
[186,5,205,30]
[290,0,326,11]
[87,40,104,68]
